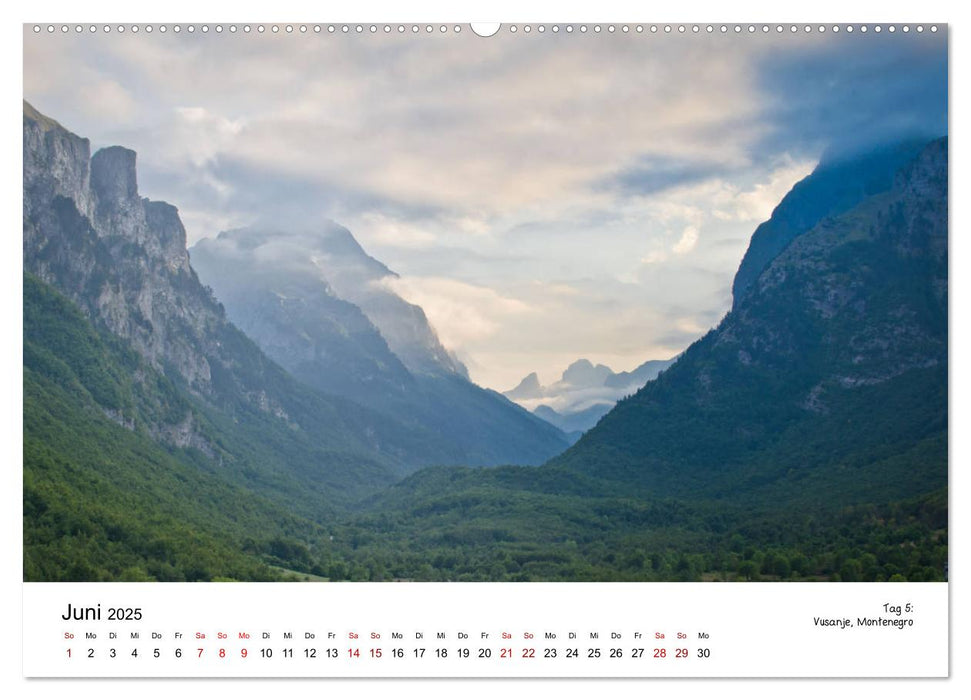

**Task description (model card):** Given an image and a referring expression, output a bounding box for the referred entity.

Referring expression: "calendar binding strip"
[28,23,943,35]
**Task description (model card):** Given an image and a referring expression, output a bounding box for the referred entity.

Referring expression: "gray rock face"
[91,146,138,209]
[22,100,94,223]
[24,102,238,411]
[144,201,193,275]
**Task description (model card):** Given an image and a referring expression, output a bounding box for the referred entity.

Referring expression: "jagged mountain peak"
[505,372,543,400]
[562,359,613,387]
[212,222,392,276]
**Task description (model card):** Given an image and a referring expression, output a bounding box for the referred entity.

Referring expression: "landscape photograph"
[23,24,947,583]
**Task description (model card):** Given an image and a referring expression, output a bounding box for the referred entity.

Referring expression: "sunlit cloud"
[672,226,700,255]
[382,276,534,349]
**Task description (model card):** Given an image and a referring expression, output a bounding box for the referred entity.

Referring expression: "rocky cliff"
[24,105,216,395]
[22,101,469,476]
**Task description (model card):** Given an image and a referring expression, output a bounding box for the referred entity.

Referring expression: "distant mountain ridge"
[504,356,675,435]
[533,403,614,441]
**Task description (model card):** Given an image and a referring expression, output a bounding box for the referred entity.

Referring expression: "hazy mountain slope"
[310,224,468,378]
[194,225,466,378]
[189,242,414,405]
[191,227,570,467]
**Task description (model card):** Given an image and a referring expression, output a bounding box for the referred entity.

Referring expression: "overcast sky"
[24,25,947,390]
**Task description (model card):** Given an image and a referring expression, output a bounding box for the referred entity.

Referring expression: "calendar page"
[18,4,952,689]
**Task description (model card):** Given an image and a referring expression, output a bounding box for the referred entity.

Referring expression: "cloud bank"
[24,27,947,389]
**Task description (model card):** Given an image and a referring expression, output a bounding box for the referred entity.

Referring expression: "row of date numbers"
[67,647,712,660]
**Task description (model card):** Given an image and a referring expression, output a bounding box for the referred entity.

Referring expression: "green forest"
[24,272,946,583]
